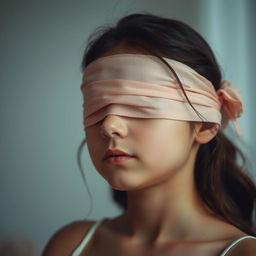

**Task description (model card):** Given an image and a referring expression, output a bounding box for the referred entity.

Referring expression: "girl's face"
[84,45,201,191]
[85,115,199,191]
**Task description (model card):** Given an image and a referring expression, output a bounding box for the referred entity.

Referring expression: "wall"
[0,0,255,254]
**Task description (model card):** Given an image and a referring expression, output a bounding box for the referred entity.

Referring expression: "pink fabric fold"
[217,81,243,136]
[81,54,243,136]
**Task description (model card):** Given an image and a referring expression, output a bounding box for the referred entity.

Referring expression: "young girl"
[43,13,256,256]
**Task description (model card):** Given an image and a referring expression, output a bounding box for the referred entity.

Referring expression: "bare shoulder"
[42,219,96,256]
[237,237,256,255]
[227,236,256,256]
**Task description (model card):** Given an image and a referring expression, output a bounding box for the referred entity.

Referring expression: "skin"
[42,44,256,256]
[85,43,240,243]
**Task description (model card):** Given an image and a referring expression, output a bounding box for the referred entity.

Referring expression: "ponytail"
[80,13,256,235]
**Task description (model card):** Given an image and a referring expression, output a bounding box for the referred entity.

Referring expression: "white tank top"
[71,219,256,256]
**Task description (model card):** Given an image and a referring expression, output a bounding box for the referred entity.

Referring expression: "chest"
[82,235,229,256]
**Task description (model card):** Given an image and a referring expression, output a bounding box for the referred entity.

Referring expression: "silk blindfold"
[81,54,243,136]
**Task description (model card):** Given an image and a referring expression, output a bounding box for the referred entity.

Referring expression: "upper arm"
[241,239,256,256]
[42,220,95,256]
[228,238,256,256]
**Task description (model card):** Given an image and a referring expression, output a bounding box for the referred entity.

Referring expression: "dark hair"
[79,13,256,235]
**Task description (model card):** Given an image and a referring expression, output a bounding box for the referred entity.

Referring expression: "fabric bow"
[217,81,243,136]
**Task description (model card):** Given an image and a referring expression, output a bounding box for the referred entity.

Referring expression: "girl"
[43,13,256,256]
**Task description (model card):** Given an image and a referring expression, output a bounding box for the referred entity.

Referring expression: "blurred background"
[1,0,255,255]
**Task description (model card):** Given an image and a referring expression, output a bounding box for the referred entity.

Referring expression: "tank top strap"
[71,219,106,256]
[219,235,256,256]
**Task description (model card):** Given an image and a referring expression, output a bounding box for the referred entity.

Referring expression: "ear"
[193,123,219,144]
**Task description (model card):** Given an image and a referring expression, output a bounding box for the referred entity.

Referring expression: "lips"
[103,149,134,160]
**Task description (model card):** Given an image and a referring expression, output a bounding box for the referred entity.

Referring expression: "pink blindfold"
[81,54,243,136]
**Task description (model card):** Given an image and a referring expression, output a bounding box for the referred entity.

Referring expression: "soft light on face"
[83,45,201,191]
[85,115,198,191]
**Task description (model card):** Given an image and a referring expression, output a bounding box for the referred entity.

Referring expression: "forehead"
[96,41,149,59]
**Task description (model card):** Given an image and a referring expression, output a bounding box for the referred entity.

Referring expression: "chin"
[108,180,153,192]
[110,186,127,191]
[107,178,142,191]
[108,181,133,191]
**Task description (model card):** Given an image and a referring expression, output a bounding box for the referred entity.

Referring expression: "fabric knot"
[217,80,243,136]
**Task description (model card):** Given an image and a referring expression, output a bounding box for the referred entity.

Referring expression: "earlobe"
[194,123,219,144]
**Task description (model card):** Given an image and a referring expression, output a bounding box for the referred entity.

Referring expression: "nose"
[100,114,128,139]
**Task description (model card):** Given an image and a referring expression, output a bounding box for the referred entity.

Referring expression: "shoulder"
[226,236,256,256]
[42,219,96,256]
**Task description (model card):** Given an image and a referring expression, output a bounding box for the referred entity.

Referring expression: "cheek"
[135,124,192,171]
[85,129,101,163]
[85,128,113,179]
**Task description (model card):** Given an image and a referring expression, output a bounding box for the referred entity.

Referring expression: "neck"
[119,163,225,245]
